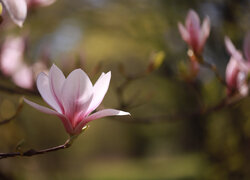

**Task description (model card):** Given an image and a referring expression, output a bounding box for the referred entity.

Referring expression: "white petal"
[61,69,93,120]
[86,72,111,114]
[85,109,130,124]
[2,0,27,27]
[36,72,62,113]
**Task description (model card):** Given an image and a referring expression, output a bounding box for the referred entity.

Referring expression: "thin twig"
[201,61,228,88]
[0,136,77,160]
[119,94,244,124]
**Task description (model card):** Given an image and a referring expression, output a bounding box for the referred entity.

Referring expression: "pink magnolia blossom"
[24,64,130,135]
[178,9,210,56]
[1,0,27,27]
[0,35,36,89]
[225,34,250,96]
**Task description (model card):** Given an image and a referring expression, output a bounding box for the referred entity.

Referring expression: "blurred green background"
[0,0,250,179]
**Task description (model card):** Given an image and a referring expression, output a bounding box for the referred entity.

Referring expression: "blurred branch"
[0,135,78,160]
[116,67,146,109]
[122,94,244,124]
[0,84,39,96]
[201,61,228,88]
[0,98,24,126]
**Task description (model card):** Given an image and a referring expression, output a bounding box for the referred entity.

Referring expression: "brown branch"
[0,136,77,160]
[119,94,244,124]
[201,61,228,88]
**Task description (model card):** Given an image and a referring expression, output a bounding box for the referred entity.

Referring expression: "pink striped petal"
[24,98,59,115]
[86,72,111,114]
[36,72,62,113]
[61,69,93,120]
[49,64,65,112]
[2,0,27,27]
[73,109,130,134]
[24,98,73,134]
[85,109,130,124]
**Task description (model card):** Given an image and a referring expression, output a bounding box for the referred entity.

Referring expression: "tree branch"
[0,136,77,160]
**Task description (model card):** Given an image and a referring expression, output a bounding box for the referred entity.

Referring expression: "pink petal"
[26,0,56,7]
[49,64,65,112]
[186,10,200,30]
[225,36,243,62]
[244,33,250,62]
[178,23,190,43]
[199,16,210,51]
[2,0,27,27]
[0,36,25,75]
[237,71,248,96]
[186,10,200,53]
[225,57,239,89]
[36,72,62,113]
[24,98,59,115]
[85,109,130,124]
[73,109,130,134]
[24,98,74,134]
[12,64,33,89]
[86,72,111,114]
[61,69,93,121]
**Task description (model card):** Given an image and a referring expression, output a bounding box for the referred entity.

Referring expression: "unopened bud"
[147,51,165,73]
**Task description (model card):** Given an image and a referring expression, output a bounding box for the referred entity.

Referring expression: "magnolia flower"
[24,64,130,135]
[225,34,250,96]
[1,0,27,27]
[178,9,210,56]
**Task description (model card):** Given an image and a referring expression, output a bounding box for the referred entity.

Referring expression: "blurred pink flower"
[1,0,27,27]
[178,9,210,56]
[0,35,35,89]
[24,64,130,135]
[12,64,33,89]
[225,34,250,96]
[0,36,25,75]
[26,0,56,8]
